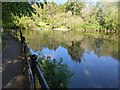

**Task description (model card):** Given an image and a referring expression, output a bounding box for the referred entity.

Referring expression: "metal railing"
[9,29,49,90]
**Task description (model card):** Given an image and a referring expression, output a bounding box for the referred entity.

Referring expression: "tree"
[103,2,118,30]
[95,2,105,27]
[65,2,85,15]
[2,1,47,28]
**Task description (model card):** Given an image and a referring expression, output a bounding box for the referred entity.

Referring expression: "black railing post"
[19,30,27,54]
[30,54,38,90]
[30,54,49,90]
[20,30,23,43]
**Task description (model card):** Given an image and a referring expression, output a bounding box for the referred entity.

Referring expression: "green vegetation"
[2,1,119,88]
[2,1,47,29]
[2,1,119,32]
[37,53,73,88]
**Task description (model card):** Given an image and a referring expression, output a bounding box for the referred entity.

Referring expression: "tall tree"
[65,2,85,15]
[95,2,105,27]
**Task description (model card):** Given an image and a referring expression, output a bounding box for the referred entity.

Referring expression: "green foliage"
[37,54,73,88]
[65,2,85,15]
[2,2,35,28]
[2,1,47,28]
[103,2,118,30]
[2,1,118,31]
[95,2,105,26]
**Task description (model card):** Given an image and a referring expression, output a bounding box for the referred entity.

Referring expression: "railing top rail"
[18,30,49,89]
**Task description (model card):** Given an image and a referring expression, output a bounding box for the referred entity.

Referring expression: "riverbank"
[52,28,69,31]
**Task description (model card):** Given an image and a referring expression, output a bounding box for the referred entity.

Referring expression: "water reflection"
[67,40,84,63]
[22,30,119,88]
[40,46,118,88]
[95,38,104,52]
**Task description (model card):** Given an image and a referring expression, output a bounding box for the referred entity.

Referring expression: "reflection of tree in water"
[94,38,119,60]
[67,40,84,63]
[23,30,119,61]
[94,38,104,54]
[48,38,61,50]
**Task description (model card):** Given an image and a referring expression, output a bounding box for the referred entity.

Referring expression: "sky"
[37,0,118,5]
[49,0,100,4]
[53,0,68,4]
[38,0,68,4]
[49,0,118,4]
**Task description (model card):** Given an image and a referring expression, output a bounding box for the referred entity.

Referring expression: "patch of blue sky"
[36,0,100,4]
[53,0,68,4]
[50,0,99,4]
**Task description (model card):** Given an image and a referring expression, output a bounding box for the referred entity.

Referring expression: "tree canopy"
[2,1,47,28]
[2,1,119,31]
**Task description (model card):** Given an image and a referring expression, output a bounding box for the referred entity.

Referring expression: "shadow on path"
[2,32,29,89]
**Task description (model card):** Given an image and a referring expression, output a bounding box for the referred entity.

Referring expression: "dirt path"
[2,32,29,89]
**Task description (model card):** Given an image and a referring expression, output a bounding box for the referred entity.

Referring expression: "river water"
[22,30,119,88]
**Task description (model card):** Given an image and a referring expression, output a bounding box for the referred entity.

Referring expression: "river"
[22,30,119,88]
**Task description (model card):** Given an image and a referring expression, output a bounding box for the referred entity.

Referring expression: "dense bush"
[37,53,73,88]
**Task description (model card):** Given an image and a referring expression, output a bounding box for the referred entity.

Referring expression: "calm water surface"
[22,30,119,88]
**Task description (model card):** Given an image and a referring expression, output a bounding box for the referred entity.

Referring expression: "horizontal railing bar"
[35,64,49,89]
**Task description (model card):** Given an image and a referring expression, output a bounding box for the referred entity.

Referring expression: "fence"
[8,29,49,90]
